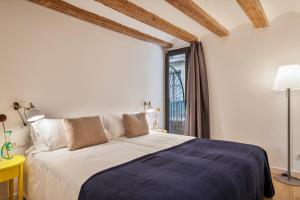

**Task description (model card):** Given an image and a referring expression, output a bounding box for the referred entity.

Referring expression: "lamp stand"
[275,88,300,186]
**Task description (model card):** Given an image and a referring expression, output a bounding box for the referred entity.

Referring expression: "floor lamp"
[273,64,300,186]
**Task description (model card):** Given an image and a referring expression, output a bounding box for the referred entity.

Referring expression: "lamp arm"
[17,109,27,126]
[13,102,27,126]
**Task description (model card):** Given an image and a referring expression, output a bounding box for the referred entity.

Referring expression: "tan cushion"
[63,116,108,151]
[123,113,149,138]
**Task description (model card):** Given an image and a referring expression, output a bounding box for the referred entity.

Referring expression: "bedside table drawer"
[0,166,19,182]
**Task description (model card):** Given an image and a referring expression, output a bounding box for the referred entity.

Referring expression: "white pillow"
[105,114,126,138]
[30,118,68,152]
[101,115,112,140]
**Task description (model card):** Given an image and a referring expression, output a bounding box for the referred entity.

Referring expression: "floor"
[268,174,300,200]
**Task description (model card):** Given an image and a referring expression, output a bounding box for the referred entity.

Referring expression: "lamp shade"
[144,101,155,113]
[26,108,45,122]
[273,64,300,90]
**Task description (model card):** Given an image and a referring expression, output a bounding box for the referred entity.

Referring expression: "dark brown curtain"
[184,42,210,138]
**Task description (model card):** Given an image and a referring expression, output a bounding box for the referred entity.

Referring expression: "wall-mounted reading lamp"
[144,101,155,113]
[13,102,45,126]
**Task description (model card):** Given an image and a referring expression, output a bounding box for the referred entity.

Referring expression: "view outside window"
[167,53,186,135]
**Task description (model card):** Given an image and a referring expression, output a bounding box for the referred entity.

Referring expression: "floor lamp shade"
[273,64,300,90]
[273,64,300,186]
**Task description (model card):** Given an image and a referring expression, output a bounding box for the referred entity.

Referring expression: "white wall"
[203,12,300,172]
[0,1,164,198]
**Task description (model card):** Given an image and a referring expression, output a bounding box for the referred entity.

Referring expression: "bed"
[25,131,274,200]
[25,131,193,200]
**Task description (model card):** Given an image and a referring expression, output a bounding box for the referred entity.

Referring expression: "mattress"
[25,131,193,200]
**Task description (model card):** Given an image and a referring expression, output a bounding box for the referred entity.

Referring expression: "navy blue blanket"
[79,139,275,200]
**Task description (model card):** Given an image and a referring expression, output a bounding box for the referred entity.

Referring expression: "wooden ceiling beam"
[28,0,172,48]
[236,0,269,28]
[165,0,229,37]
[95,0,198,42]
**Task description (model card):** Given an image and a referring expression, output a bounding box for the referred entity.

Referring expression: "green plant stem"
[1,122,5,132]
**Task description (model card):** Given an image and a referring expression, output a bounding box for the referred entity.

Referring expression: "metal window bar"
[168,65,185,135]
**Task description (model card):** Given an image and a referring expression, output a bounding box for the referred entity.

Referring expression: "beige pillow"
[123,113,149,138]
[63,116,108,151]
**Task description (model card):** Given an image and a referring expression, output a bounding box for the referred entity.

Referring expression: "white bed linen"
[116,131,194,150]
[25,132,193,200]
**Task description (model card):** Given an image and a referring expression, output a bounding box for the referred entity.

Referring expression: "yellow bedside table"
[0,155,25,200]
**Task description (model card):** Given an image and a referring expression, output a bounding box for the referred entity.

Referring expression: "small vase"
[1,131,14,160]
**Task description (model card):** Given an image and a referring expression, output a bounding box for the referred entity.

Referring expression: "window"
[165,48,189,135]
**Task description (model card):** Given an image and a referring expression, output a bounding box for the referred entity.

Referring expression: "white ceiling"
[64,0,300,46]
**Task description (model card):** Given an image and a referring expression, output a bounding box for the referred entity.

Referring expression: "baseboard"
[270,166,300,178]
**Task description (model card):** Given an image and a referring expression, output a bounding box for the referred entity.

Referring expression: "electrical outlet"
[295,154,300,160]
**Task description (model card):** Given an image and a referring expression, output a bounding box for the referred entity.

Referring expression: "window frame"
[164,47,190,132]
